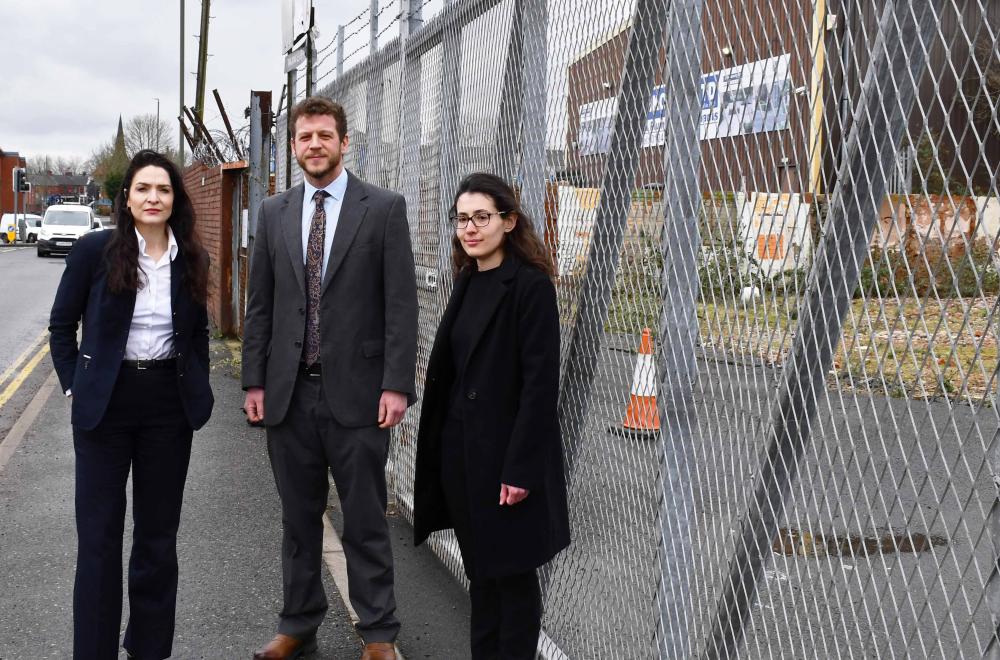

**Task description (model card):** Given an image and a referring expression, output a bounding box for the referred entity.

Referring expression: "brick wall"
[184,162,237,334]
[1,151,27,215]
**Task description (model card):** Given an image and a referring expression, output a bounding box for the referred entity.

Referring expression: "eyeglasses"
[449,210,506,228]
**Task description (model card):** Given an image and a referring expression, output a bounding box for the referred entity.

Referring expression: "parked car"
[37,205,100,257]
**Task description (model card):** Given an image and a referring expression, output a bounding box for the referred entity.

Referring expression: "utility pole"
[305,7,315,96]
[195,0,211,121]
[154,97,161,151]
[179,0,186,164]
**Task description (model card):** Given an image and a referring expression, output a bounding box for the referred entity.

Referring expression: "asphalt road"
[0,244,66,449]
[0,245,63,372]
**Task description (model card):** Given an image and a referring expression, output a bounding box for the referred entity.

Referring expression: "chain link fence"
[271,0,1000,656]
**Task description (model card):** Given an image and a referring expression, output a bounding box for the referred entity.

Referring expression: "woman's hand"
[499,483,529,506]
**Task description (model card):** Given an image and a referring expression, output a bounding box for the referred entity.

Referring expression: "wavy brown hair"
[450,172,555,278]
[105,150,209,305]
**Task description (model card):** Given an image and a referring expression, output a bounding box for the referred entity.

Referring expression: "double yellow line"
[0,330,50,410]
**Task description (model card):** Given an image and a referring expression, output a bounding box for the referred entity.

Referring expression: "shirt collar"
[134,226,179,261]
[303,168,349,204]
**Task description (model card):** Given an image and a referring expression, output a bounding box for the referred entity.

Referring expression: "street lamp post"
[154,97,161,151]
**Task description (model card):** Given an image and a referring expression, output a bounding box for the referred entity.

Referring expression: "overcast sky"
[1,0,629,165]
[0,0,377,165]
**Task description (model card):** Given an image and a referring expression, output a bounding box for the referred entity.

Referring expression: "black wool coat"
[413,253,570,578]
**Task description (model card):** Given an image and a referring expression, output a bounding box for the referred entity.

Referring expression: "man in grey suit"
[242,96,417,660]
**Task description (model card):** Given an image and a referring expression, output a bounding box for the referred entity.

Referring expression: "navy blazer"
[49,230,214,431]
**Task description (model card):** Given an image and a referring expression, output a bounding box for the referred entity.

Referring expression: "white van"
[22,214,43,242]
[37,204,101,257]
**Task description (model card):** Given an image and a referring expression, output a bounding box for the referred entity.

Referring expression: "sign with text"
[700,54,791,140]
[576,54,791,154]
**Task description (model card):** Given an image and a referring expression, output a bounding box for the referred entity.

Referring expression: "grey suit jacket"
[241,171,418,428]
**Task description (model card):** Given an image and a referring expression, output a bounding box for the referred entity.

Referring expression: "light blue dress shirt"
[301,168,348,281]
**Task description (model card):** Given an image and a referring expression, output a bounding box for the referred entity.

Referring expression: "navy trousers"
[72,367,193,660]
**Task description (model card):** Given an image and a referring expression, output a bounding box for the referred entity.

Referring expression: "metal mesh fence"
[272,0,1000,657]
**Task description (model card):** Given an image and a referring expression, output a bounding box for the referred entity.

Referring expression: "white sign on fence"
[577,54,791,154]
[281,0,311,54]
[700,54,791,140]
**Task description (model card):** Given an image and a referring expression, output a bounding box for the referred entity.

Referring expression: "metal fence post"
[394,0,422,193]
[285,72,296,189]
[492,3,523,183]
[436,1,463,281]
[556,0,670,478]
[364,0,385,184]
[336,25,345,79]
[704,2,942,657]
[519,0,547,228]
[248,90,270,242]
[656,0,704,656]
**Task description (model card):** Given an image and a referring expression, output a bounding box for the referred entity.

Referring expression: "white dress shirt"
[302,168,348,281]
[125,227,179,360]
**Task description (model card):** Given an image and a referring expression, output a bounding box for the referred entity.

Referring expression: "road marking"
[0,329,48,390]
[322,512,406,660]
[0,341,50,409]
[0,369,57,473]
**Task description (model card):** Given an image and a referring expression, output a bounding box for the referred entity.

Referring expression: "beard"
[296,149,341,180]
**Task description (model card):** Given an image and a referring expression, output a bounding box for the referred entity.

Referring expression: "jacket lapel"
[426,270,471,381]
[170,246,185,313]
[320,172,368,296]
[457,255,521,377]
[281,184,306,295]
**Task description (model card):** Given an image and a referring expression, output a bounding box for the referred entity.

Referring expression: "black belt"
[300,362,322,376]
[122,358,177,370]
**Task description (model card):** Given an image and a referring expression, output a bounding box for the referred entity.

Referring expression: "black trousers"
[266,369,399,643]
[72,367,193,660]
[441,417,542,660]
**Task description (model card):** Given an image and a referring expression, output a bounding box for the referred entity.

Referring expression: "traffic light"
[11,167,29,193]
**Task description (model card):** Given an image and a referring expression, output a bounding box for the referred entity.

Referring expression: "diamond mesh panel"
[272,0,1000,656]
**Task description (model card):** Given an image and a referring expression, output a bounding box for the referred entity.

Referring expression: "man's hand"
[499,484,529,506]
[378,390,407,429]
[244,387,265,423]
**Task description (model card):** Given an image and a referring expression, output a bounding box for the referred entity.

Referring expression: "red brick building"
[1,149,28,214]
[25,173,92,214]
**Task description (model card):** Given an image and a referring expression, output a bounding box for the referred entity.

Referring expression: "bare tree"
[26,154,86,175]
[124,114,176,158]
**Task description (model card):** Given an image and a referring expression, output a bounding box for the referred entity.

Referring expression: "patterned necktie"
[303,189,329,366]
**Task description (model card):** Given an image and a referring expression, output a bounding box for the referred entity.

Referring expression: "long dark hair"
[105,150,208,305]
[450,173,555,278]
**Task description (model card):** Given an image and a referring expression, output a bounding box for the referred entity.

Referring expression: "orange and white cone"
[620,328,660,435]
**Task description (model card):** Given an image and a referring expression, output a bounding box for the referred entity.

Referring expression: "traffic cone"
[617,328,660,437]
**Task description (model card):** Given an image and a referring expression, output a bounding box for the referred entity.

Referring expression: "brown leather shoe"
[361,642,397,660]
[253,633,318,659]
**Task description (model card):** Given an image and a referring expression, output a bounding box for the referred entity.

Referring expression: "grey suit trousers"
[266,368,399,643]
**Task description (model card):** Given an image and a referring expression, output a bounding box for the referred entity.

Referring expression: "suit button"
[299,308,305,315]
[294,340,302,348]
[467,390,477,400]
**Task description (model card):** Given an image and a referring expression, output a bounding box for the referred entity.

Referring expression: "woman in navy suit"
[49,150,214,660]
[413,173,570,659]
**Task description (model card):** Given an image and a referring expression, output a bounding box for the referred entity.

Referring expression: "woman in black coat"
[413,172,570,659]
[49,150,213,660]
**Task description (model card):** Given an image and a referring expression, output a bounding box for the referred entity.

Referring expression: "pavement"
[0,339,470,659]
